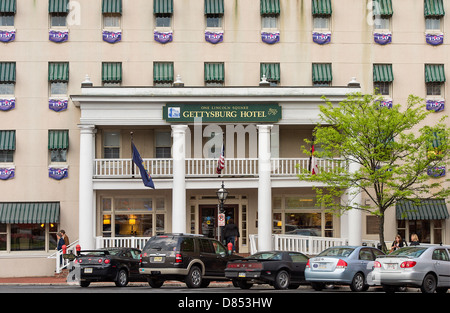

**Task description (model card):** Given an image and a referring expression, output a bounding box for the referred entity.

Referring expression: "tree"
[298,93,450,252]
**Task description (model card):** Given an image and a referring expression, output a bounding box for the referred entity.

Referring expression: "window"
[373,64,393,96]
[312,63,332,86]
[205,62,224,86]
[102,0,122,28]
[424,0,444,32]
[153,62,174,86]
[49,62,69,96]
[372,0,392,31]
[425,64,445,97]
[155,131,171,158]
[102,62,122,86]
[260,63,280,86]
[48,130,68,163]
[103,13,120,28]
[313,16,330,31]
[432,249,450,261]
[260,0,279,30]
[0,13,14,26]
[49,0,69,27]
[261,15,277,29]
[205,0,223,28]
[0,130,15,162]
[312,0,332,31]
[0,62,15,95]
[103,131,120,158]
[50,13,67,27]
[154,0,173,28]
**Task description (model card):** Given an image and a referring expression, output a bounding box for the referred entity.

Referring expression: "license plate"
[84,268,93,273]
[386,263,397,270]
[238,272,246,278]
[153,256,163,262]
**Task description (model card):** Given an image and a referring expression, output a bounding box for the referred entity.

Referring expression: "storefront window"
[115,214,152,237]
[11,224,46,251]
[0,224,6,251]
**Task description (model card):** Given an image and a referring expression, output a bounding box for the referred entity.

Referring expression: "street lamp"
[216,181,228,243]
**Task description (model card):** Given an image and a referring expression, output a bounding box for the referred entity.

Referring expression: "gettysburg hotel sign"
[163,103,282,123]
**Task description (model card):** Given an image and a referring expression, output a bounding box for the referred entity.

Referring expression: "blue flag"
[132,142,155,189]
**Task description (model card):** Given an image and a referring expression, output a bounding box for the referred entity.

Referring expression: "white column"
[78,125,96,250]
[347,161,362,246]
[257,125,273,251]
[171,125,188,233]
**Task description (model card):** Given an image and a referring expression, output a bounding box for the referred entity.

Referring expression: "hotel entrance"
[199,204,239,251]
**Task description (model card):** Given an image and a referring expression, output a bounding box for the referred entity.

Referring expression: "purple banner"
[426,33,443,46]
[426,99,445,112]
[374,32,392,45]
[49,99,68,112]
[103,30,122,43]
[0,98,15,111]
[49,167,68,180]
[49,30,68,43]
[261,31,279,44]
[0,168,14,180]
[378,99,392,109]
[154,31,173,44]
[312,32,331,45]
[427,166,446,178]
[205,31,223,44]
[0,30,15,42]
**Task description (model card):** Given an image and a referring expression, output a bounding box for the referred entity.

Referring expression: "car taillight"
[306,260,310,268]
[175,253,182,263]
[336,259,348,268]
[104,259,110,264]
[374,261,381,268]
[227,263,240,268]
[76,259,81,264]
[400,261,416,268]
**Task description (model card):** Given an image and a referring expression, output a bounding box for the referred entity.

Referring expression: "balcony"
[93,158,346,178]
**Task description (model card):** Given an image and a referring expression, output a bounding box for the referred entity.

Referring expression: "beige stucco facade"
[0,0,448,277]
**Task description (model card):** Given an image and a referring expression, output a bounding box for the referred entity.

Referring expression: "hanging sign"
[49,98,68,112]
[261,31,279,44]
[49,167,68,180]
[426,99,445,112]
[205,31,223,44]
[313,32,331,44]
[154,31,173,44]
[0,168,14,180]
[374,32,392,45]
[103,30,121,43]
[49,30,68,43]
[426,33,443,46]
[0,98,15,111]
[163,103,282,123]
[0,30,15,42]
[427,166,446,178]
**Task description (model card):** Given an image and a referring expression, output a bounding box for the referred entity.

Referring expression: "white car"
[372,245,450,293]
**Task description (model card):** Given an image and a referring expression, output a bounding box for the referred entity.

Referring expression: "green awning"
[205,63,224,81]
[154,62,174,82]
[260,0,280,15]
[48,0,69,13]
[102,0,122,14]
[425,64,446,83]
[48,130,69,150]
[373,0,393,16]
[0,62,15,82]
[312,63,332,83]
[260,63,280,81]
[0,130,15,150]
[424,0,445,17]
[48,62,69,82]
[205,0,224,14]
[396,199,449,220]
[373,64,394,82]
[312,0,332,16]
[0,0,16,13]
[0,202,60,224]
[102,62,122,82]
[154,0,173,14]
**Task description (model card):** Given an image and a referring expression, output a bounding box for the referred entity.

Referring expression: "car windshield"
[143,236,180,252]
[318,247,355,257]
[249,252,282,260]
[389,247,427,258]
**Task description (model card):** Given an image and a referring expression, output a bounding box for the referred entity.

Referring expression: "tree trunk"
[378,213,387,252]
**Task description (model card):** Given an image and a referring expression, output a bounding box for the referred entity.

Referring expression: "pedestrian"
[223,218,239,253]
[56,232,65,265]
[60,229,69,246]
[410,233,420,246]
[390,234,406,253]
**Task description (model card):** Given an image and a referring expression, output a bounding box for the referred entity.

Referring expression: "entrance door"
[199,204,239,251]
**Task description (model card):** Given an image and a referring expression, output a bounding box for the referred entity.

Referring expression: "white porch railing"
[48,239,79,274]
[95,236,151,250]
[93,157,346,178]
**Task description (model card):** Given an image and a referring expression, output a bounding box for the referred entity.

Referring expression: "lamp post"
[216,181,228,243]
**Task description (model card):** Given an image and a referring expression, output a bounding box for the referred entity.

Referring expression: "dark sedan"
[225,251,309,289]
[75,248,146,287]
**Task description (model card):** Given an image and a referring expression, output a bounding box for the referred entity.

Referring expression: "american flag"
[216,144,225,174]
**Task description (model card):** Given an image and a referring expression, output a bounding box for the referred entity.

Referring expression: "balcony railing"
[93,158,346,178]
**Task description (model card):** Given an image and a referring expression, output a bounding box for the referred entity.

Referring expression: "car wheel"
[148,278,164,288]
[185,266,202,288]
[420,274,437,293]
[350,272,368,292]
[79,281,90,287]
[115,269,129,287]
[274,270,290,290]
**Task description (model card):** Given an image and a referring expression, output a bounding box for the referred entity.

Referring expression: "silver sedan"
[372,245,450,293]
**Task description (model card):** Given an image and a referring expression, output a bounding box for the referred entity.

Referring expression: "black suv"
[139,233,242,288]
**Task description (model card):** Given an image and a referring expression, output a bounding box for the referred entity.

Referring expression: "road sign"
[218,213,225,226]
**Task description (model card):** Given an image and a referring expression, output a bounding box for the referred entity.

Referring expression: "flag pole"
[130,131,135,178]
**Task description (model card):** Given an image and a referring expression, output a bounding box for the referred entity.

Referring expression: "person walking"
[390,234,406,253]
[410,233,420,246]
[223,218,239,253]
[60,229,69,246]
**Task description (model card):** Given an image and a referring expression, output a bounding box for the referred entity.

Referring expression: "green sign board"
[163,103,282,123]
